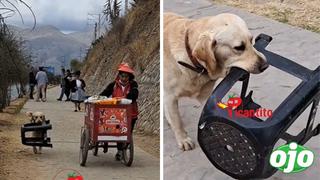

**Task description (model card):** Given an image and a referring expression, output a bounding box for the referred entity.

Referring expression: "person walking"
[70,71,86,111]
[28,67,37,99]
[35,67,48,102]
[100,63,139,160]
[64,69,72,101]
[57,68,66,101]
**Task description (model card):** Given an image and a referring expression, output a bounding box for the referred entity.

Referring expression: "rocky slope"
[82,0,159,135]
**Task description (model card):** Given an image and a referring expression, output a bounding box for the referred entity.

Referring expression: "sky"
[2,0,109,33]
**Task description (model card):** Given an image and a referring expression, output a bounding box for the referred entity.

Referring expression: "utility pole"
[125,0,129,14]
[87,13,102,40]
[63,56,65,67]
[98,14,101,38]
[0,14,3,29]
[58,55,66,68]
[0,14,6,34]
[79,47,82,61]
[94,22,97,40]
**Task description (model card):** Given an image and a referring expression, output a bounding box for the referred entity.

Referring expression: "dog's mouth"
[224,53,269,74]
[226,61,268,75]
[224,68,231,76]
[225,65,247,75]
[35,120,43,124]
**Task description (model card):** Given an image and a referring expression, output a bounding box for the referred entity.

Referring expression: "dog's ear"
[26,111,33,117]
[41,115,46,121]
[192,32,217,74]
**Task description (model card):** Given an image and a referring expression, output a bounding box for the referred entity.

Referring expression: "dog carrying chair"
[21,120,53,148]
[198,34,320,179]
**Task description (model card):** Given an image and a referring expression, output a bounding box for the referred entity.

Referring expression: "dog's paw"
[177,136,195,151]
[33,146,38,154]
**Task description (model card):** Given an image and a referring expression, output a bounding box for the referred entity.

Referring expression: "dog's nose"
[259,63,269,72]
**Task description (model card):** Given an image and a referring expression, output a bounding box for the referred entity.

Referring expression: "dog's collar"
[177,30,208,75]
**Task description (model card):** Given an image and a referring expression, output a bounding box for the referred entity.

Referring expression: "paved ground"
[22,87,159,180]
[164,0,320,179]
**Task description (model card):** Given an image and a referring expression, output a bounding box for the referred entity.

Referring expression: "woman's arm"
[100,82,115,97]
[126,81,138,101]
[81,79,86,89]
[70,80,77,92]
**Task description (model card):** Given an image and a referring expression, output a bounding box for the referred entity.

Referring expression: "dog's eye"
[234,44,245,51]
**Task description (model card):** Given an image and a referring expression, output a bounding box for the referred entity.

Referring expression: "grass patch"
[214,0,320,33]
[266,7,293,23]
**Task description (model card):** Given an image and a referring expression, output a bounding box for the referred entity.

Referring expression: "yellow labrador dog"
[164,12,268,151]
[26,111,46,154]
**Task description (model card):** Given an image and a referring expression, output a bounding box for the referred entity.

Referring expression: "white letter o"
[270,150,287,167]
[297,150,314,167]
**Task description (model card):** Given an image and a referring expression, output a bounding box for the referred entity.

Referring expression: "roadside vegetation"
[0,0,37,111]
[214,0,320,33]
[0,17,31,111]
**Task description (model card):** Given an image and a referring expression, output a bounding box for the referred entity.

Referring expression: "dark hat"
[75,70,81,76]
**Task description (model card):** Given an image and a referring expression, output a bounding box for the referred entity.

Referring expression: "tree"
[0,22,30,109]
[70,58,83,72]
[103,0,121,25]
[0,0,34,110]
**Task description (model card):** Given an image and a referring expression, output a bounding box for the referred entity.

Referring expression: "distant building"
[41,66,55,74]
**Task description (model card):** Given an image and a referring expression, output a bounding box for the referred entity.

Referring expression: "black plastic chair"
[198,34,320,179]
[21,120,53,148]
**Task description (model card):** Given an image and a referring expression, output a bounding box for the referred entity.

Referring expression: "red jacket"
[101,80,139,119]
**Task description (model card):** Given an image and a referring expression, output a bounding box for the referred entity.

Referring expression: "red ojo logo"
[52,168,84,180]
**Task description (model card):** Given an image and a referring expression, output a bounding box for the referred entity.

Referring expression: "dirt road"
[164,0,320,179]
[20,87,159,180]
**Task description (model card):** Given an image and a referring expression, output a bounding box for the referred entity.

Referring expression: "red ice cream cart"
[79,102,134,166]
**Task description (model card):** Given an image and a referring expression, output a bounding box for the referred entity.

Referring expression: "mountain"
[8,25,93,74]
[68,31,94,45]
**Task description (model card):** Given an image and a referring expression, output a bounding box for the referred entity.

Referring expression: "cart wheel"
[122,137,134,167]
[79,128,90,166]
[93,144,98,156]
